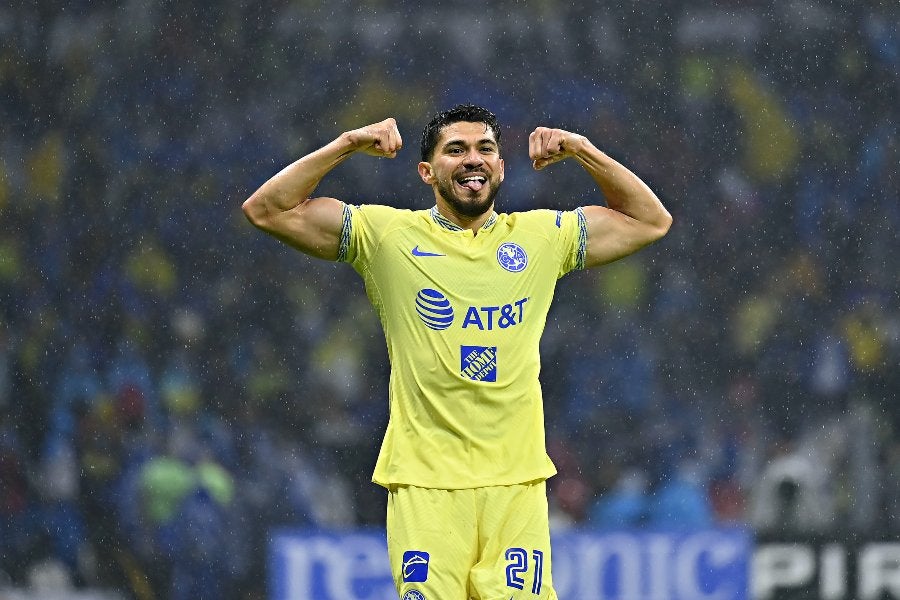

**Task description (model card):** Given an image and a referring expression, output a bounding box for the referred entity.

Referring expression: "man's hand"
[529,127,587,170]
[344,117,403,158]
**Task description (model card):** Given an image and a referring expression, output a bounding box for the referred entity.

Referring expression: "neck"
[435,200,494,233]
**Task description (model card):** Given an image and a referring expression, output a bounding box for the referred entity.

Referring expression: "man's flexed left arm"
[529,126,673,268]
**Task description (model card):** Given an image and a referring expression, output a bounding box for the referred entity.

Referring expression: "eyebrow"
[442,138,498,149]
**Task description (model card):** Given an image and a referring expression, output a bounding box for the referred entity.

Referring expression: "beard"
[435,176,502,219]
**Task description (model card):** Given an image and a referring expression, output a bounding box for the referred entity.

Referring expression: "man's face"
[419,121,504,219]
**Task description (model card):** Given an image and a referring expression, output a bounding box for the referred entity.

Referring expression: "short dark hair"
[420,104,501,162]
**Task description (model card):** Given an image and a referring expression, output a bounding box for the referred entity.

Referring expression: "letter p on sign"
[753,544,815,600]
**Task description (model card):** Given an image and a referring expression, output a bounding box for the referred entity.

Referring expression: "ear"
[499,157,505,183]
[418,161,435,184]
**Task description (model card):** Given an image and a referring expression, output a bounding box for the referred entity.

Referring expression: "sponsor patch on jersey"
[402,591,427,600]
[497,242,527,272]
[415,288,454,330]
[402,551,430,583]
[461,346,497,382]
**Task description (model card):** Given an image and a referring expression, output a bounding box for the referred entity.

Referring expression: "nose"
[462,148,484,169]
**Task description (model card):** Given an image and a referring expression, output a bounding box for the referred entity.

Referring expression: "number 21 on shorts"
[505,547,544,595]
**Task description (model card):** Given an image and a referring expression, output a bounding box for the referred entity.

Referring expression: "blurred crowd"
[1,1,898,598]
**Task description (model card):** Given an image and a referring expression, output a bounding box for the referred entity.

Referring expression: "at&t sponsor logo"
[415,289,454,330]
[462,298,528,330]
[415,289,528,331]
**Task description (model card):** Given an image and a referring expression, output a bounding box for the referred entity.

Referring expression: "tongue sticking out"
[461,179,484,192]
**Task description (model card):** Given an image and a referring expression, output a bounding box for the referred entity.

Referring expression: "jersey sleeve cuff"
[575,206,587,270]
[337,202,353,263]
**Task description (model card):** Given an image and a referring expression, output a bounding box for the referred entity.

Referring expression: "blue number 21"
[505,548,544,595]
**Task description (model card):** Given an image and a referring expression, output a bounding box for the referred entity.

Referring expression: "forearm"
[243,133,357,221]
[573,139,672,231]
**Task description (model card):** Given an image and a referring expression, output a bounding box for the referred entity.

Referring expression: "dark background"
[1,1,897,598]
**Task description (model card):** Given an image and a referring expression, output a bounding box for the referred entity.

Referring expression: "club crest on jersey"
[415,289,454,330]
[497,242,527,272]
[402,591,427,600]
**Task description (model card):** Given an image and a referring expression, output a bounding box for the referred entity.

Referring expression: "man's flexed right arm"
[242,118,402,260]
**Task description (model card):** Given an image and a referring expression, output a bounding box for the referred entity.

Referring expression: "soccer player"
[243,105,671,600]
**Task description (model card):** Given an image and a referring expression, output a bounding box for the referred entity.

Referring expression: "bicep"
[581,205,665,268]
[252,196,346,260]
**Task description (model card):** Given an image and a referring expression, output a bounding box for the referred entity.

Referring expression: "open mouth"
[457,174,487,192]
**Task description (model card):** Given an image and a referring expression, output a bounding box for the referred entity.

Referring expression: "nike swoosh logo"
[403,565,421,579]
[411,245,445,257]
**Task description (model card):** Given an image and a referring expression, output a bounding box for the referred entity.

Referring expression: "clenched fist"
[529,127,587,170]
[345,117,403,158]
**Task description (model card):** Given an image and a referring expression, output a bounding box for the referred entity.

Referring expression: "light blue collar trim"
[430,206,497,231]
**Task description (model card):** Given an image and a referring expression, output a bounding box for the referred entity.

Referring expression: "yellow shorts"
[386,481,557,600]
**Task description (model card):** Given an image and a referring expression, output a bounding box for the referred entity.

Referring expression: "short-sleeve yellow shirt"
[340,205,586,489]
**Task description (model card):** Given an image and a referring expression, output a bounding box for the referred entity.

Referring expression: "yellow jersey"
[339,204,586,489]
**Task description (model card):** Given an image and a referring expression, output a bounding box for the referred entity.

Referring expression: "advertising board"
[270,528,751,600]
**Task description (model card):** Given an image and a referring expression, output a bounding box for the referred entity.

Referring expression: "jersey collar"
[430,206,497,232]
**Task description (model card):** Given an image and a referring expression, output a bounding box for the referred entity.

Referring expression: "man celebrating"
[243,105,671,600]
